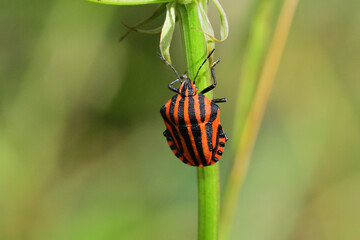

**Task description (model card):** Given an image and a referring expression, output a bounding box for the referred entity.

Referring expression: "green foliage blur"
[0,0,359,239]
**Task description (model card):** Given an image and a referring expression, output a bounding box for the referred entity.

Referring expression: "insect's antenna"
[194,49,215,82]
[157,53,181,81]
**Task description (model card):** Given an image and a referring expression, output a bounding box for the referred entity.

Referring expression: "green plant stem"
[197,165,220,240]
[230,0,278,151]
[220,0,299,239]
[178,2,220,240]
[220,2,278,240]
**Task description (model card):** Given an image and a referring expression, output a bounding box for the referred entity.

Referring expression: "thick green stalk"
[197,165,220,240]
[178,3,220,240]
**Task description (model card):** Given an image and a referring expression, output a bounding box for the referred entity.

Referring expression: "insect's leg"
[168,78,180,93]
[212,98,227,103]
[219,130,229,142]
[163,130,168,137]
[168,71,189,93]
[200,59,221,94]
[210,125,228,165]
[181,72,187,79]
[163,129,175,144]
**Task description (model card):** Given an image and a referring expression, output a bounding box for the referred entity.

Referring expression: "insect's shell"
[160,89,227,167]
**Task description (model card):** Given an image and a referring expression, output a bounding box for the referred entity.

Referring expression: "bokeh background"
[1,0,359,239]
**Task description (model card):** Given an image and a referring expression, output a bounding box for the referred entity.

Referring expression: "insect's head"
[179,78,198,97]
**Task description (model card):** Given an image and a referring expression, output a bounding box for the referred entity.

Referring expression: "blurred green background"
[0,0,359,239]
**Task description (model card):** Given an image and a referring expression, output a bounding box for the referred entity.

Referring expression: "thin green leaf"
[198,1,215,56]
[123,23,162,34]
[87,0,172,5]
[176,0,194,4]
[120,3,166,41]
[211,0,228,41]
[159,2,176,63]
[197,0,228,43]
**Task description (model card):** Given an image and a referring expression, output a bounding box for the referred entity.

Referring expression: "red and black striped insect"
[159,50,228,167]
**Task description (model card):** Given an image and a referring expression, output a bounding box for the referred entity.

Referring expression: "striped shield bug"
[159,50,228,167]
